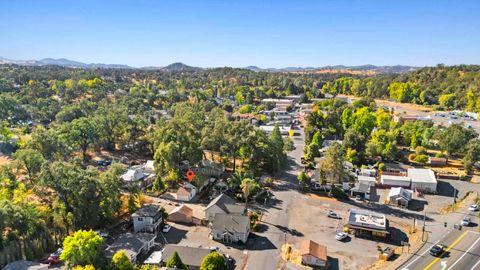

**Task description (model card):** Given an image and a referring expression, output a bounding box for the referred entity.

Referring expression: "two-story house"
[204,193,244,221]
[132,204,162,233]
[209,213,250,244]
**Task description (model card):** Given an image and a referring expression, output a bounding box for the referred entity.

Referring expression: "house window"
[137,217,143,222]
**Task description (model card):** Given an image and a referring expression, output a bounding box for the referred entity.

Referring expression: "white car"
[162,224,172,233]
[335,232,348,241]
[327,211,340,219]
[460,216,471,226]
[469,204,478,212]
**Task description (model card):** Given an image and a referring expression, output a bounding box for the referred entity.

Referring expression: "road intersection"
[400,213,480,270]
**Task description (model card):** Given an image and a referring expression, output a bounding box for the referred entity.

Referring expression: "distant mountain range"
[0,56,419,74]
[243,65,419,74]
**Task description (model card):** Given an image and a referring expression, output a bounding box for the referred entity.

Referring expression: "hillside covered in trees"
[325,65,480,111]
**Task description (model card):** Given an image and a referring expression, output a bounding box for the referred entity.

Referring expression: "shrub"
[414,154,429,164]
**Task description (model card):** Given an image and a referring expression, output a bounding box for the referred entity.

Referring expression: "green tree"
[60,230,105,268]
[240,178,260,210]
[111,250,133,270]
[463,139,480,173]
[439,124,478,159]
[200,251,227,270]
[13,148,45,182]
[166,251,187,269]
[319,142,347,186]
[297,171,311,187]
[61,117,98,160]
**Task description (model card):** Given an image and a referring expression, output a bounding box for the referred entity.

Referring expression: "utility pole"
[422,209,426,242]
[453,188,457,203]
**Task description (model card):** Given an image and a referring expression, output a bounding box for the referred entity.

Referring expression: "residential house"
[387,187,413,207]
[168,204,193,224]
[299,240,328,268]
[121,163,155,189]
[174,182,197,201]
[105,233,156,264]
[159,245,212,270]
[345,209,389,239]
[204,193,244,220]
[408,168,437,193]
[132,204,162,233]
[210,214,250,243]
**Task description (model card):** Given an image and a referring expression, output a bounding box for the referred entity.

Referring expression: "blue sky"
[0,1,479,68]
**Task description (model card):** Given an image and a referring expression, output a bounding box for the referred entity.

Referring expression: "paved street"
[399,212,480,270]
[245,128,305,270]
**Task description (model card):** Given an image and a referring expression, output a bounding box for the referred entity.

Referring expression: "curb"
[395,232,429,270]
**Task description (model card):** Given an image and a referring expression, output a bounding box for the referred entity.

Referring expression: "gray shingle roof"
[132,204,161,218]
[161,245,212,267]
[211,213,249,233]
[105,233,156,259]
[205,194,244,215]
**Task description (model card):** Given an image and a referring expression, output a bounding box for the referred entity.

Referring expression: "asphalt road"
[245,126,305,270]
[400,213,480,270]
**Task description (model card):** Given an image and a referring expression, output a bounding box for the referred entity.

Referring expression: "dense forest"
[325,65,480,111]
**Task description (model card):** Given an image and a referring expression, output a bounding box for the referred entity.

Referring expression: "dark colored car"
[429,244,446,257]
[96,159,111,166]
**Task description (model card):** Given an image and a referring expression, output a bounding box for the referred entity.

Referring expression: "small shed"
[168,204,193,224]
[428,157,447,166]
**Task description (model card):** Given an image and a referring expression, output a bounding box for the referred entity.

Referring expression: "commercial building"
[380,175,411,188]
[408,168,437,193]
[345,209,389,238]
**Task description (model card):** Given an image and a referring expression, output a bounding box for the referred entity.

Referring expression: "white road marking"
[447,234,480,270]
[471,259,480,270]
[441,261,447,270]
[401,240,440,270]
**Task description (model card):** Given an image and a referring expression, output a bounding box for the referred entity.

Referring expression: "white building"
[210,214,250,243]
[121,162,155,189]
[357,175,377,187]
[174,182,197,201]
[132,204,163,233]
[408,168,437,193]
[380,175,411,188]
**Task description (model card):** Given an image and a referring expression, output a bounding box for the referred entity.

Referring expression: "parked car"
[429,244,446,257]
[460,216,471,226]
[96,159,111,166]
[327,211,340,219]
[355,195,363,202]
[95,230,109,238]
[469,204,478,212]
[335,232,348,241]
[162,224,172,233]
[49,248,63,258]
